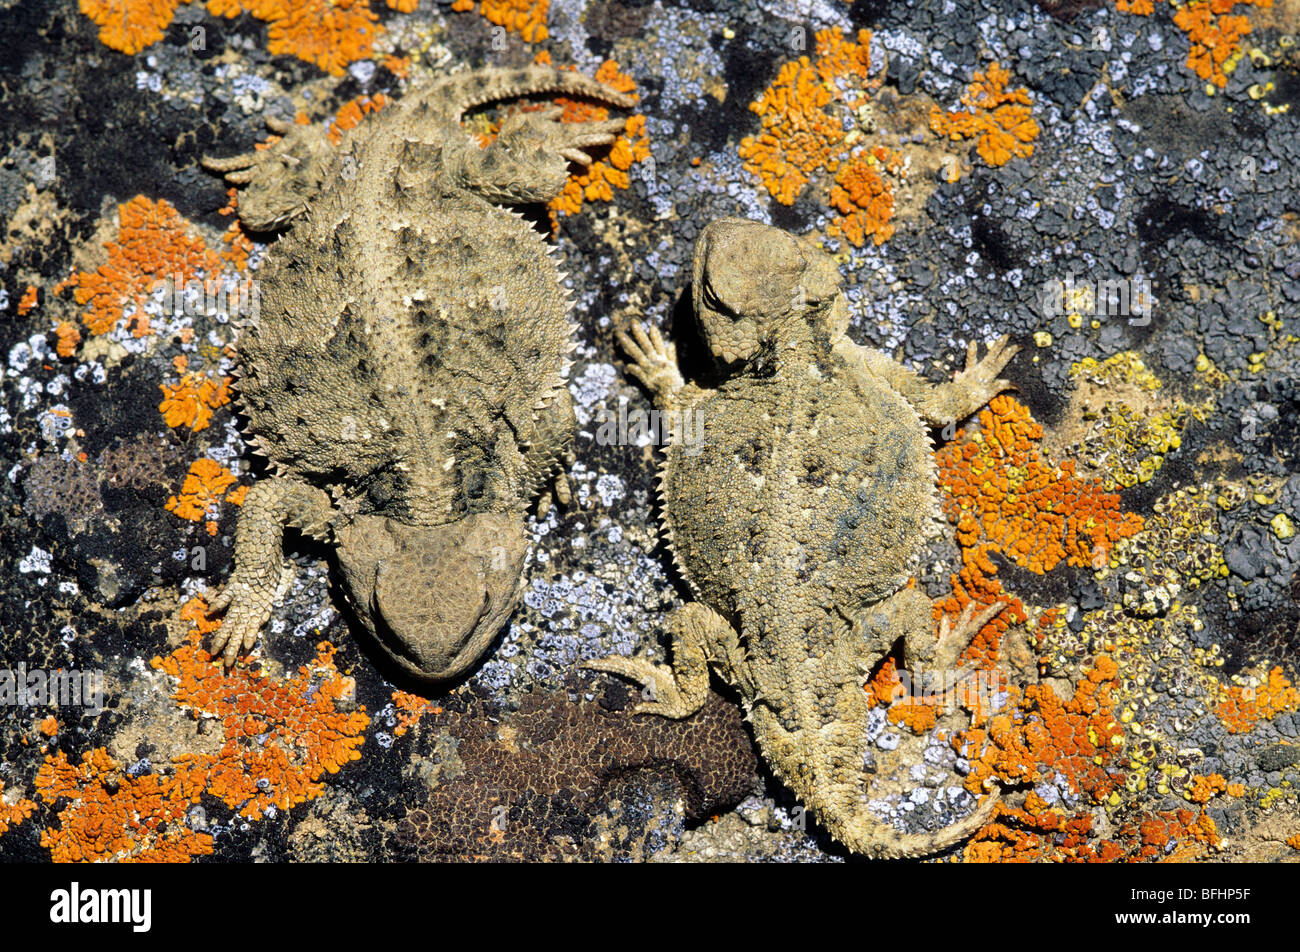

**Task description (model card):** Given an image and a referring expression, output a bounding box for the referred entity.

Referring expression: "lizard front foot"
[617,322,685,406]
[953,335,1020,407]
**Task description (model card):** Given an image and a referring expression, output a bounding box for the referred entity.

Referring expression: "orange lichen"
[1173,1,1260,89]
[35,747,214,862]
[454,0,549,42]
[154,634,368,819]
[218,189,257,271]
[1185,772,1230,804]
[54,321,82,358]
[738,28,878,206]
[863,395,1167,861]
[34,630,367,861]
[165,458,238,521]
[959,662,1223,862]
[206,0,382,75]
[71,196,222,337]
[84,1,403,73]
[0,782,36,839]
[936,394,1143,625]
[328,91,390,145]
[870,397,1142,734]
[960,656,1124,800]
[159,370,233,432]
[1215,666,1300,733]
[79,0,185,55]
[180,594,222,636]
[826,147,901,247]
[39,716,59,737]
[17,285,38,316]
[391,690,441,737]
[1288,833,1300,850]
[929,61,1039,167]
[1113,0,1272,89]
[382,53,411,78]
[226,484,249,506]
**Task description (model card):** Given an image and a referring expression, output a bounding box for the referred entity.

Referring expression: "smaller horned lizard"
[586,218,1020,857]
[202,67,634,684]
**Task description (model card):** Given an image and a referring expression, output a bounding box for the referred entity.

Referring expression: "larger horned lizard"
[585,219,1020,857]
[201,67,633,684]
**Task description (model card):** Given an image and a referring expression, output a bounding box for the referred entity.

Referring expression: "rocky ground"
[1,0,1298,862]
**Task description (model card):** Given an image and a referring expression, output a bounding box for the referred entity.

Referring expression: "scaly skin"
[586,218,1021,857]
[200,67,633,683]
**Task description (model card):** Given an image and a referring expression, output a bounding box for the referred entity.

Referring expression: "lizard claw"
[203,563,292,668]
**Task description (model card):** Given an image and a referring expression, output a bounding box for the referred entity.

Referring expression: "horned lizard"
[585,218,1020,857]
[201,67,634,684]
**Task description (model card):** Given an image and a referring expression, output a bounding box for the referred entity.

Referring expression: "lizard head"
[334,512,528,684]
[691,218,844,368]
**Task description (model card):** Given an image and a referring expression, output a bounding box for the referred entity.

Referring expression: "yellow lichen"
[1066,352,1210,491]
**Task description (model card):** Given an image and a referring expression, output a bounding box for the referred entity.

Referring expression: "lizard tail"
[431,65,638,121]
[828,785,1001,859]
[751,706,1000,859]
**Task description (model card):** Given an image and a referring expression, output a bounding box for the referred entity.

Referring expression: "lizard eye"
[699,279,736,320]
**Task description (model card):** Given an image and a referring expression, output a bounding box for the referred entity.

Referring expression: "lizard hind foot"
[202,561,291,668]
[201,120,328,230]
